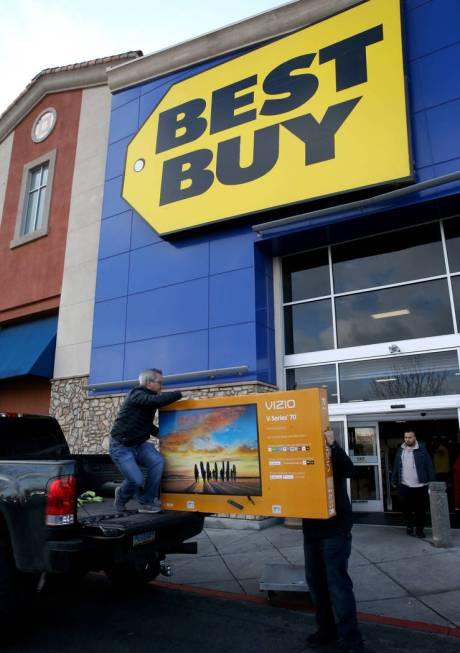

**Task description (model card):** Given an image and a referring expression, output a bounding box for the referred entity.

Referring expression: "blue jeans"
[303,533,362,647]
[109,437,164,505]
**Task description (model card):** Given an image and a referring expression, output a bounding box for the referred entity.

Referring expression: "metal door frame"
[347,419,384,512]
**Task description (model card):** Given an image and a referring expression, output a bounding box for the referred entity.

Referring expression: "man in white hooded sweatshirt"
[392,430,435,538]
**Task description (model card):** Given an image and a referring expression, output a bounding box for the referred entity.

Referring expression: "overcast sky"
[0,0,290,115]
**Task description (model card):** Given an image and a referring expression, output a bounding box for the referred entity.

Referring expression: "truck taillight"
[46,476,76,526]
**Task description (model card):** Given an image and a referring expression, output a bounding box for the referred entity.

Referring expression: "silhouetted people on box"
[200,461,206,482]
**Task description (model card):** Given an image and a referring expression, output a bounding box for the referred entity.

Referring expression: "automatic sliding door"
[348,424,383,511]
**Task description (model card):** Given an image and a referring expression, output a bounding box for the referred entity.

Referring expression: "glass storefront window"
[286,364,338,403]
[335,279,453,348]
[332,223,444,293]
[451,275,460,326]
[444,216,460,273]
[339,350,460,403]
[348,427,378,457]
[282,248,329,302]
[284,300,334,354]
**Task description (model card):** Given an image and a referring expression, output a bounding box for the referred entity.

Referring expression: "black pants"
[303,533,362,647]
[398,484,428,531]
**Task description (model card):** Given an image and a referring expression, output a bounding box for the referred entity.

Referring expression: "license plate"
[133,531,156,547]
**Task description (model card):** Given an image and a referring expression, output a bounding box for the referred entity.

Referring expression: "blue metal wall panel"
[131,212,163,249]
[139,85,176,126]
[405,0,430,11]
[411,111,433,169]
[125,330,208,381]
[407,0,460,59]
[125,278,209,342]
[106,136,133,180]
[255,271,275,331]
[435,157,460,177]
[412,43,460,113]
[95,253,129,301]
[209,268,255,329]
[101,177,131,219]
[255,323,276,385]
[405,0,460,188]
[128,240,209,294]
[427,98,460,164]
[98,211,132,259]
[209,323,257,372]
[108,99,139,145]
[92,298,127,348]
[112,85,141,110]
[209,228,256,275]
[90,344,125,384]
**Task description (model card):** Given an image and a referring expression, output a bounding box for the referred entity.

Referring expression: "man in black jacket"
[109,368,182,513]
[303,429,364,652]
[392,430,435,538]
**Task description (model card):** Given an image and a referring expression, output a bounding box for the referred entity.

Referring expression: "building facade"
[0,52,141,414]
[61,0,460,514]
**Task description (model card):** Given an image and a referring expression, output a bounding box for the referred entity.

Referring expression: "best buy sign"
[122,0,410,235]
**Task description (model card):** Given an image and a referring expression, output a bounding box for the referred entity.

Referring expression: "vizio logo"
[265,399,296,410]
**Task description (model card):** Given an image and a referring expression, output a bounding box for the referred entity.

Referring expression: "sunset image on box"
[160,404,262,495]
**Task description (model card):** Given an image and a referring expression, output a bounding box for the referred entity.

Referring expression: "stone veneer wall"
[50,375,278,454]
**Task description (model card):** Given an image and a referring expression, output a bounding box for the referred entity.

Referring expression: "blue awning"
[0,315,58,380]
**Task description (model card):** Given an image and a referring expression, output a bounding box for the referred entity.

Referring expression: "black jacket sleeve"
[330,444,355,479]
[129,390,182,408]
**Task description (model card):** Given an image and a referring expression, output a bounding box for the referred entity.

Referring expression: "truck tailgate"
[78,505,205,544]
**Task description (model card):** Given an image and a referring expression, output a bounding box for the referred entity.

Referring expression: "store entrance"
[378,417,459,512]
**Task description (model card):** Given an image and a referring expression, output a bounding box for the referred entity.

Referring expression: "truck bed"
[78,501,202,530]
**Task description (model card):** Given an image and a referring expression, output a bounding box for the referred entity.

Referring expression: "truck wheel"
[104,558,161,589]
[0,535,19,618]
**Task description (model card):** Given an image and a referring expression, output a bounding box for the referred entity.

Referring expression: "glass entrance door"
[347,423,383,511]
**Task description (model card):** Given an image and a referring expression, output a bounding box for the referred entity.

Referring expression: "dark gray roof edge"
[0,52,142,143]
[107,0,363,93]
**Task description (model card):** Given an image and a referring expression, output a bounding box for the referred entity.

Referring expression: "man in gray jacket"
[110,368,182,513]
[392,430,435,538]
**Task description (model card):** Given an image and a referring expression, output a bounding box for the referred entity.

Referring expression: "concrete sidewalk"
[158,521,460,631]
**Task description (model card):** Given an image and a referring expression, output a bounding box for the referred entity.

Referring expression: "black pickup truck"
[0,412,204,617]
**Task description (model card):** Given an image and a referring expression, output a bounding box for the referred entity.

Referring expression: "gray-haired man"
[109,368,182,513]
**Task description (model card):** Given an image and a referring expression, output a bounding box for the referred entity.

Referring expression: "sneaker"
[113,486,127,511]
[153,498,162,507]
[306,630,338,648]
[415,530,426,539]
[406,526,414,536]
[138,504,162,514]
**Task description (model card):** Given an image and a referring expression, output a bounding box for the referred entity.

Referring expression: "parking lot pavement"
[4,573,460,653]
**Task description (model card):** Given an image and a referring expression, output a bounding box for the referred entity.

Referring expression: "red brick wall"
[0,90,82,323]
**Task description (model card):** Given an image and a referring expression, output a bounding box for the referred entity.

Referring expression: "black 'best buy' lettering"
[156,25,383,205]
